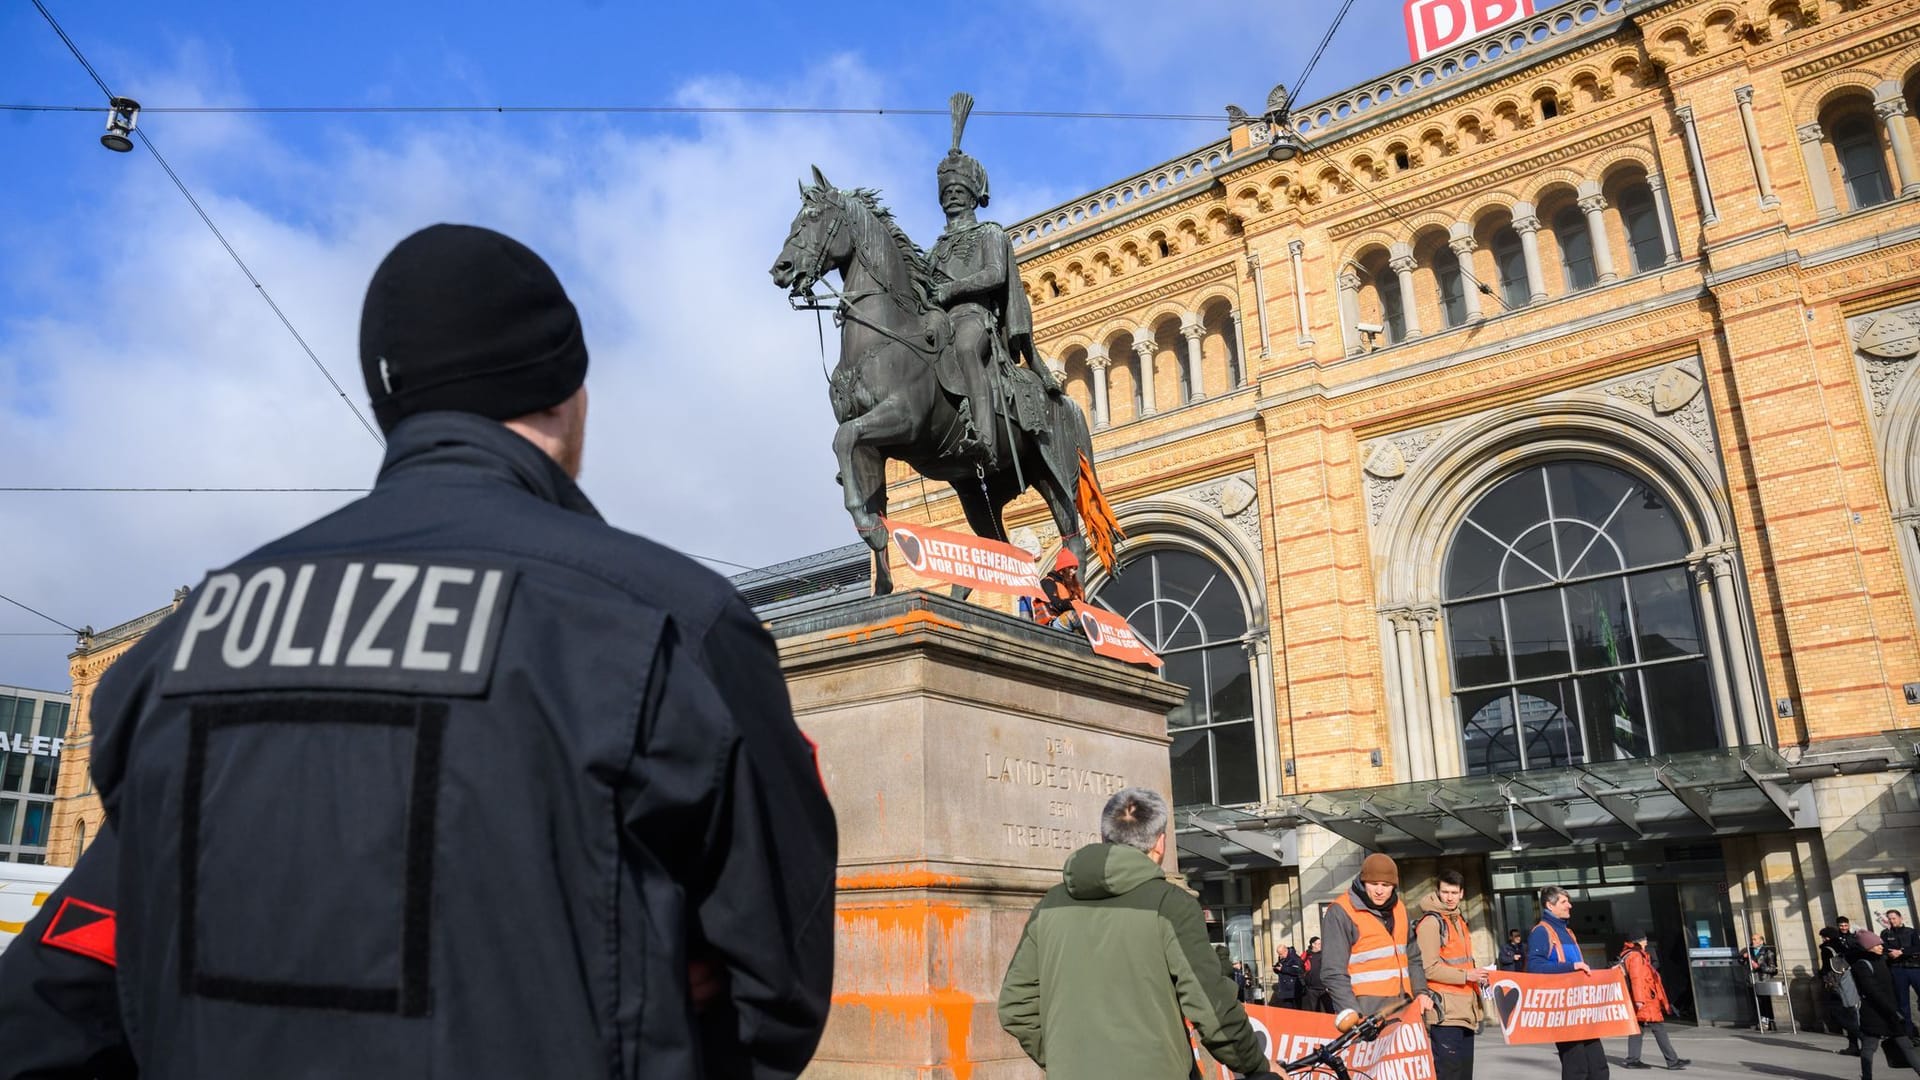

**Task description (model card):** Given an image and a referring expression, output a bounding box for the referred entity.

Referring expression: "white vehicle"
[0,862,70,953]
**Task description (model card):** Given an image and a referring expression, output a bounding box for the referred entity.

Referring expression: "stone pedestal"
[773,590,1181,1080]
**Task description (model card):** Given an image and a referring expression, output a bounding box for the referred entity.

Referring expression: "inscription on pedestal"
[983,735,1127,852]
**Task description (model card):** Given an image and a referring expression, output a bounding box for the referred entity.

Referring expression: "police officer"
[0,825,134,1079]
[14,224,840,1078]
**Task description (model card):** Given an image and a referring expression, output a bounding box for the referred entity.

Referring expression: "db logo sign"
[1404,0,1536,62]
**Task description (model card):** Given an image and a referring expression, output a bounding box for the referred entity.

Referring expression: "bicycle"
[1272,1000,1410,1080]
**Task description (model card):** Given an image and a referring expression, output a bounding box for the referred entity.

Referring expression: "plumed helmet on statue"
[936,91,990,207]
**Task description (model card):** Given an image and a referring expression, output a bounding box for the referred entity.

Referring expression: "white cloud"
[0,53,954,688]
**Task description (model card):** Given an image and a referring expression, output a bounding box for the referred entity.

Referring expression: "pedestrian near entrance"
[1826,926,1867,1056]
[1322,853,1440,1030]
[1529,886,1609,1080]
[1849,931,1920,1080]
[1273,945,1305,1010]
[1884,911,1920,1037]
[1746,930,1781,1031]
[1619,930,1689,1071]
[22,225,841,1079]
[1303,936,1331,1012]
[997,787,1278,1080]
[1497,928,1528,972]
[1415,869,1488,1080]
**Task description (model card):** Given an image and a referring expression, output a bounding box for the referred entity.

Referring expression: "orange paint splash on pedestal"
[833,609,963,644]
[833,886,978,1079]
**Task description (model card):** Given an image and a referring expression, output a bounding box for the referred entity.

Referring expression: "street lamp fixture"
[101,97,140,152]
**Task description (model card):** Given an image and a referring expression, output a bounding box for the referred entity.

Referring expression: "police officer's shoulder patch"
[162,557,517,697]
[41,896,117,967]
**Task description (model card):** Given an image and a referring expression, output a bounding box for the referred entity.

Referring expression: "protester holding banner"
[1416,869,1487,1080]
[1528,885,1610,1079]
[1322,854,1440,1028]
[996,787,1278,1080]
[1619,930,1688,1071]
[1038,549,1086,631]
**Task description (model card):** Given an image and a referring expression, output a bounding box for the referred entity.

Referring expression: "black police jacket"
[81,412,838,1079]
[0,825,134,1080]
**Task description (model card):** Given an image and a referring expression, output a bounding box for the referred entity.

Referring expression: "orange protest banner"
[1194,1001,1434,1079]
[1071,601,1163,668]
[1481,968,1640,1044]
[880,518,1043,597]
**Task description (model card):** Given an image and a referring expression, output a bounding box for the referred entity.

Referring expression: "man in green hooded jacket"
[997,787,1276,1080]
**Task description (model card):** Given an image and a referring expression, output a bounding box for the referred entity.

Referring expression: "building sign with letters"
[1404,0,1538,61]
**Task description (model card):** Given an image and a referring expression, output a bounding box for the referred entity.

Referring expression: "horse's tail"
[1050,395,1125,575]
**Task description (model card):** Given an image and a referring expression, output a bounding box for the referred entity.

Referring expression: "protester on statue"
[0,824,134,1078]
[1746,929,1781,1031]
[8,225,840,1080]
[1302,936,1331,1013]
[997,787,1279,1080]
[1883,910,1920,1038]
[1497,927,1528,972]
[1619,930,1689,1071]
[1321,853,1440,1032]
[1273,944,1305,1010]
[1849,931,1920,1080]
[1825,925,1867,1056]
[1415,869,1488,1080]
[1528,885,1610,1080]
[1037,548,1086,631]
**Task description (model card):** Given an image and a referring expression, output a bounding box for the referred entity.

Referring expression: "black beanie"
[359,224,588,432]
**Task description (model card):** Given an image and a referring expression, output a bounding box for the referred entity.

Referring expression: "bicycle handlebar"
[1275,998,1409,1075]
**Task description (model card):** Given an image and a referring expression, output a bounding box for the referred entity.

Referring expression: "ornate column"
[1676,104,1719,224]
[1246,632,1279,799]
[1388,242,1422,339]
[1448,233,1483,321]
[1576,182,1618,283]
[1086,346,1111,429]
[1379,611,1413,777]
[1874,85,1920,196]
[1708,549,1765,745]
[1288,240,1314,347]
[1390,609,1433,781]
[1229,311,1248,386]
[1798,122,1839,219]
[1247,253,1272,358]
[1337,268,1364,355]
[1646,172,1682,265]
[1735,86,1780,208]
[1179,316,1208,402]
[1511,203,1548,303]
[1415,607,1457,777]
[1132,339,1158,416]
[1690,555,1743,753]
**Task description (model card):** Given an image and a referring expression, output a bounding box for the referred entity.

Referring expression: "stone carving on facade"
[1601,359,1713,450]
[1850,307,1920,419]
[1007,526,1042,556]
[1180,470,1263,550]
[1363,429,1444,526]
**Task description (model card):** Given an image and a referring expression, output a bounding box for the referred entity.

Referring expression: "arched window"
[1374,267,1407,344]
[1834,113,1893,210]
[75,818,87,856]
[1443,462,1718,775]
[1492,227,1530,309]
[1432,246,1468,328]
[1618,185,1665,273]
[1552,207,1596,290]
[1095,549,1257,806]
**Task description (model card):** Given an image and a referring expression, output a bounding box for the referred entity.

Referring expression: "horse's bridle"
[785,206,843,309]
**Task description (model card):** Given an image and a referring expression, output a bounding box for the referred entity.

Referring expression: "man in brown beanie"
[1,224,839,1079]
[1322,853,1439,1030]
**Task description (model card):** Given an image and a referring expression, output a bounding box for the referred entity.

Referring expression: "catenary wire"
[0,102,1224,122]
[0,591,83,635]
[1288,0,1360,103]
[29,2,385,448]
[1320,154,1513,313]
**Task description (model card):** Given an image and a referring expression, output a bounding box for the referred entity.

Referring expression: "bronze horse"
[769,167,1108,595]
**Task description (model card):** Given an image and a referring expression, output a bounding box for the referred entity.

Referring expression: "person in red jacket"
[1620,931,1689,1071]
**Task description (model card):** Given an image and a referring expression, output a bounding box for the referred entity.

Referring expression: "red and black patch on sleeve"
[41,896,117,967]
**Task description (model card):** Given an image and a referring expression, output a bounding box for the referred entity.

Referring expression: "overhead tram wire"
[1287,0,1361,103]
[0,590,83,635]
[1,102,1224,122]
[28,1,385,448]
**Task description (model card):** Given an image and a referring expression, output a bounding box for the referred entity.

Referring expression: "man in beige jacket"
[1416,869,1488,1080]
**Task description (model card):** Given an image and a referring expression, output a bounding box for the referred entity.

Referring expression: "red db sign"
[1404,0,1537,61]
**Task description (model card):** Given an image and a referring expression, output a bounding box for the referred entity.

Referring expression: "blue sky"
[1,0,1448,688]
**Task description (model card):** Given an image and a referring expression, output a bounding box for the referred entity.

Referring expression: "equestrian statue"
[769,92,1122,596]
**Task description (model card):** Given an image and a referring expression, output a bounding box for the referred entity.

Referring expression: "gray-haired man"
[998,787,1276,1080]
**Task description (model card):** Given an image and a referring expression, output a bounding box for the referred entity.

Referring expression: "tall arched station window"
[1095,549,1257,806]
[1442,462,1719,776]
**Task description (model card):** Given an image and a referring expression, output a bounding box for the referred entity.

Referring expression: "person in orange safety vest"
[1321,853,1440,1030]
[1416,869,1487,1080]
